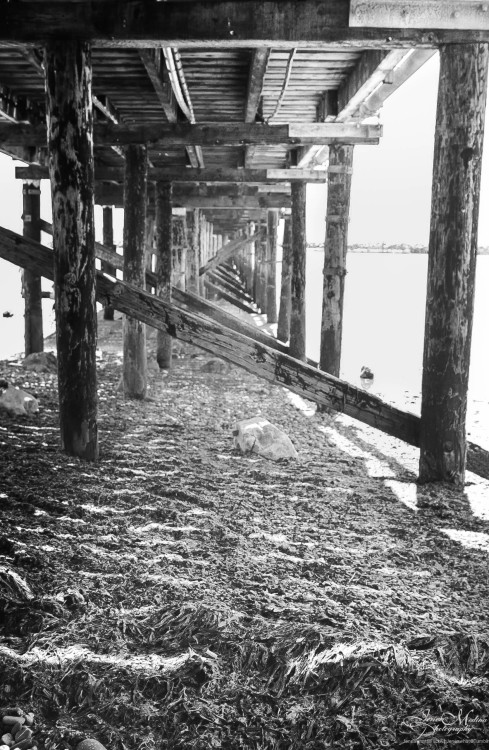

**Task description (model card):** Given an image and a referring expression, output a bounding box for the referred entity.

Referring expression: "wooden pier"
[0,1,487,486]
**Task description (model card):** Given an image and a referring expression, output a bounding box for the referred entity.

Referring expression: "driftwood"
[1,223,488,480]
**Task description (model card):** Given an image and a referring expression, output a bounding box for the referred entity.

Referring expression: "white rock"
[0,387,39,416]
[233,417,298,461]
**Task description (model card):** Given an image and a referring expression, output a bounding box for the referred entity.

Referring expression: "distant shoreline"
[307,244,489,255]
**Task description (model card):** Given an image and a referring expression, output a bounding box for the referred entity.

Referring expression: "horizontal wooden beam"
[349,0,489,32]
[2,1,489,46]
[16,165,328,184]
[1,122,382,148]
[337,48,436,120]
[2,220,489,479]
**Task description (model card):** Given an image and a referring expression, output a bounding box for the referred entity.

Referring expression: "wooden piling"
[22,180,43,355]
[320,144,353,378]
[266,210,278,324]
[290,181,307,361]
[277,215,292,343]
[45,40,98,460]
[257,226,268,314]
[172,214,187,291]
[419,43,489,486]
[102,205,116,320]
[123,144,148,398]
[186,208,200,295]
[155,182,173,369]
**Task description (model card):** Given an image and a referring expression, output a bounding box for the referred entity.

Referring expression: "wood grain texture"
[45,40,98,461]
[155,182,173,369]
[289,181,307,361]
[277,215,292,343]
[419,43,489,486]
[22,181,44,355]
[123,143,148,398]
[320,144,353,378]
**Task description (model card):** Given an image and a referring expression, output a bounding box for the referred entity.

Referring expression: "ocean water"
[303,251,489,448]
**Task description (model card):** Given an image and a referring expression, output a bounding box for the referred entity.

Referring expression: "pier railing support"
[123,144,148,399]
[277,214,292,343]
[320,144,354,378]
[290,181,307,361]
[45,40,98,460]
[22,180,43,355]
[419,43,489,486]
[156,182,173,369]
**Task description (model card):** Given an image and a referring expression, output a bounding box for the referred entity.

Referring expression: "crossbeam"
[16,165,328,184]
[0,122,382,148]
[1,1,489,46]
[199,231,262,276]
[2,222,489,481]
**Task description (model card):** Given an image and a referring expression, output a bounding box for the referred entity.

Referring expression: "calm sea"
[1,251,488,447]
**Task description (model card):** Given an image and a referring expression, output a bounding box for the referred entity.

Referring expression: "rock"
[360,365,374,380]
[1,735,13,746]
[22,351,57,373]
[0,387,39,416]
[75,740,108,750]
[22,719,33,730]
[0,745,10,750]
[200,358,230,374]
[233,417,298,461]
[13,728,32,744]
[2,720,24,729]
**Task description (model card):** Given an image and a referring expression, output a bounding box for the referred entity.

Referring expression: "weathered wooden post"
[199,214,207,296]
[320,145,354,377]
[266,209,278,324]
[22,180,44,354]
[123,144,148,399]
[186,208,200,294]
[257,225,268,314]
[277,214,292,343]
[155,182,173,369]
[45,40,98,460]
[172,213,187,291]
[419,43,489,486]
[102,205,116,320]
[290,181,307,361]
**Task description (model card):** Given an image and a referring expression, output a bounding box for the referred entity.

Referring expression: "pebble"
[1,736,13,747]
[0,745,10,750]
[1,712,35,750]
[0,722,22,729]
[76,740,108,750]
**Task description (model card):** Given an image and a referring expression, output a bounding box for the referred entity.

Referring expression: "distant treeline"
[307,243,489,255]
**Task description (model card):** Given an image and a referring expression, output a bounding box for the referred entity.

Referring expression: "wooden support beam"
[204,276,258,315]
[349,1,489,32]
[0,122,383,148]
[337,48,436,121]
[289,182,307,361]
[5,1,489,46]
[419,43,489,487]
[101,206,116,320]
[244,48,270,168]
[266,210,278,325]
[155,182,173,369]
[3,222,489,481]
[320,144,353,378]
[186,209,200,295]
[172,213,187,292]
[277,215,292,343]
[139,49,178,123]
[199,231,261,276]
[123,144,148,399]
[17,165,329,184]
[22,180,44,356]
[256,229,268,314]
[45,40,98,461]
